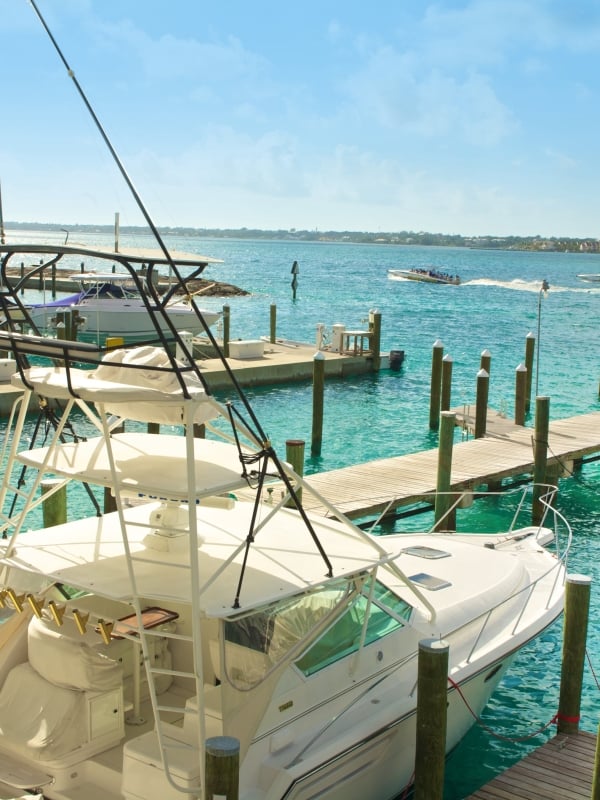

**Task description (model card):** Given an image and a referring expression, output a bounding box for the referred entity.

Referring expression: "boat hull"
[388,269,460,285]
[27,300,220,342]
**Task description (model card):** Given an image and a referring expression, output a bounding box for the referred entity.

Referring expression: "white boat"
[388,268,460,285]
[0,242,572,800]
[576,273,600,283]
[0,244,222,344]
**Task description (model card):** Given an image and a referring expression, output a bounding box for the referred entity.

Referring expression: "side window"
[295,580,412,677]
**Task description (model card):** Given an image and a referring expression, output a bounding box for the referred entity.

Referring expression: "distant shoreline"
[4,221,600,253]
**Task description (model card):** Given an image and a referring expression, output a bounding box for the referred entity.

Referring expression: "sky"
[2,0,600,238]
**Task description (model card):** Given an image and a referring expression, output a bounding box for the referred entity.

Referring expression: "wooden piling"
[429,340,444,431]
[41,479,67,527]
[270,304,277,344]
[223,304,230,358]
[474,368,489,439]
[205,736,240,800]
[415,638,449,800]
[434,411,456,530]
[311,352,325,457]
[441,354,453,412]
[285,439,305,506]
[514,363,527,426]
[480,348,491,376]
[592,721,600,800]
[557,574,591,735]
[532,395,550,524]
[369,309,382,371]
[525,332,535,412]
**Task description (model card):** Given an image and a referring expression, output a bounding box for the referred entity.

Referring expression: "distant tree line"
[6,221,599,253]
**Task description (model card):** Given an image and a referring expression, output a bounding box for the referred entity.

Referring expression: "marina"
[2,3,599,799]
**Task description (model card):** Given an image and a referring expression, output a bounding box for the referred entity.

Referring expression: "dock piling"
[558,574,591,735]
[369,309,382,370]
[222,304,230,358]
[285,439,305,506]
[525,332,535,412]
[474,368,489,438]
[270,304,276,344]
[480,348,491,376]
[514,363,527,426]
[205,736,240,800]
[434,411,456,530]
[441,354,453,412]
[415,638,449,800]
[429,340,444,430]
[311,352,325,456]
[41,478,67,527]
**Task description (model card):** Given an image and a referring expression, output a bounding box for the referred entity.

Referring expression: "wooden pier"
[466,731,596,799]
[299,410,600,519]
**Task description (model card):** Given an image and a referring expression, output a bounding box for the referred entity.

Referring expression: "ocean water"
[5,232,600,798]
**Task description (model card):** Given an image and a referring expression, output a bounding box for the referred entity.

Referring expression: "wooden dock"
[299,410,600,519]
[466,732,596,799]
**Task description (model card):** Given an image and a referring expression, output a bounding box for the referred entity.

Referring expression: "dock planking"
[466,732,595,799]
[299,410,600,519]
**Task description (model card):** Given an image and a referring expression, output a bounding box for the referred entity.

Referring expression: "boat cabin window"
[294,579,412,677]
[221,578,412,688]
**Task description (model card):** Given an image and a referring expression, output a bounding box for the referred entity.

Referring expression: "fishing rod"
[27,0,270,443]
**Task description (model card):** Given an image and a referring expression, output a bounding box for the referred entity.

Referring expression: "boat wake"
[465,278,597,293]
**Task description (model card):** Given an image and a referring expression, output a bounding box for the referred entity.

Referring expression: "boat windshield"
[82,281,139,300]
[222,577,412,688]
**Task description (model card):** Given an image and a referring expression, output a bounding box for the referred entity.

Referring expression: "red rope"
[447,675,559,743]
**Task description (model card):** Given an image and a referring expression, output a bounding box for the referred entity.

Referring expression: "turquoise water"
[7,233,600,797]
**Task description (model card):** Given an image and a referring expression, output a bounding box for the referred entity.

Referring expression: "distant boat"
[388,268,460,285]
[576,273,600,283]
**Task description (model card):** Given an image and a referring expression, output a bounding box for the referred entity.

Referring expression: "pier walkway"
[466,731,596,799]
[299,410,600,520]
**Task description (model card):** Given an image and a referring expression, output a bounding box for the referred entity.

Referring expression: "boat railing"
[284,485,570,768]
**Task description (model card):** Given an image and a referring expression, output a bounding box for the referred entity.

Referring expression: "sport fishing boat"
[0,244,222,344]
[388,268,460,285]
[0,4,570,799]
[0,244,573,800]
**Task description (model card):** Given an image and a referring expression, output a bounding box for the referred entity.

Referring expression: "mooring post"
[429,340,444,430]
[285,439,305,506]
[41,478,67,527]
[415,638,449,800]
[222,304,230,358]
[474,368,489,439]
[592,720,600,800]
[480,348,491,376]
[441,354,453,412]
[514,363,527,426]
[532,395,550,525]
[557,574,591,735]
[369,309,382,371]
[205,736,240,800]
[524,332,535,413]
[434,411,456,530]
[311,352,325,456]
[270,304,277,343]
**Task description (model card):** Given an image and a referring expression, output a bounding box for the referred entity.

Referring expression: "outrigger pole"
[26,0,268,441]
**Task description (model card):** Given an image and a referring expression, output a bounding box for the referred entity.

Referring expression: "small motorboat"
[388,268,460,285]
[0,244,222,344]
[576,273,600,283]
